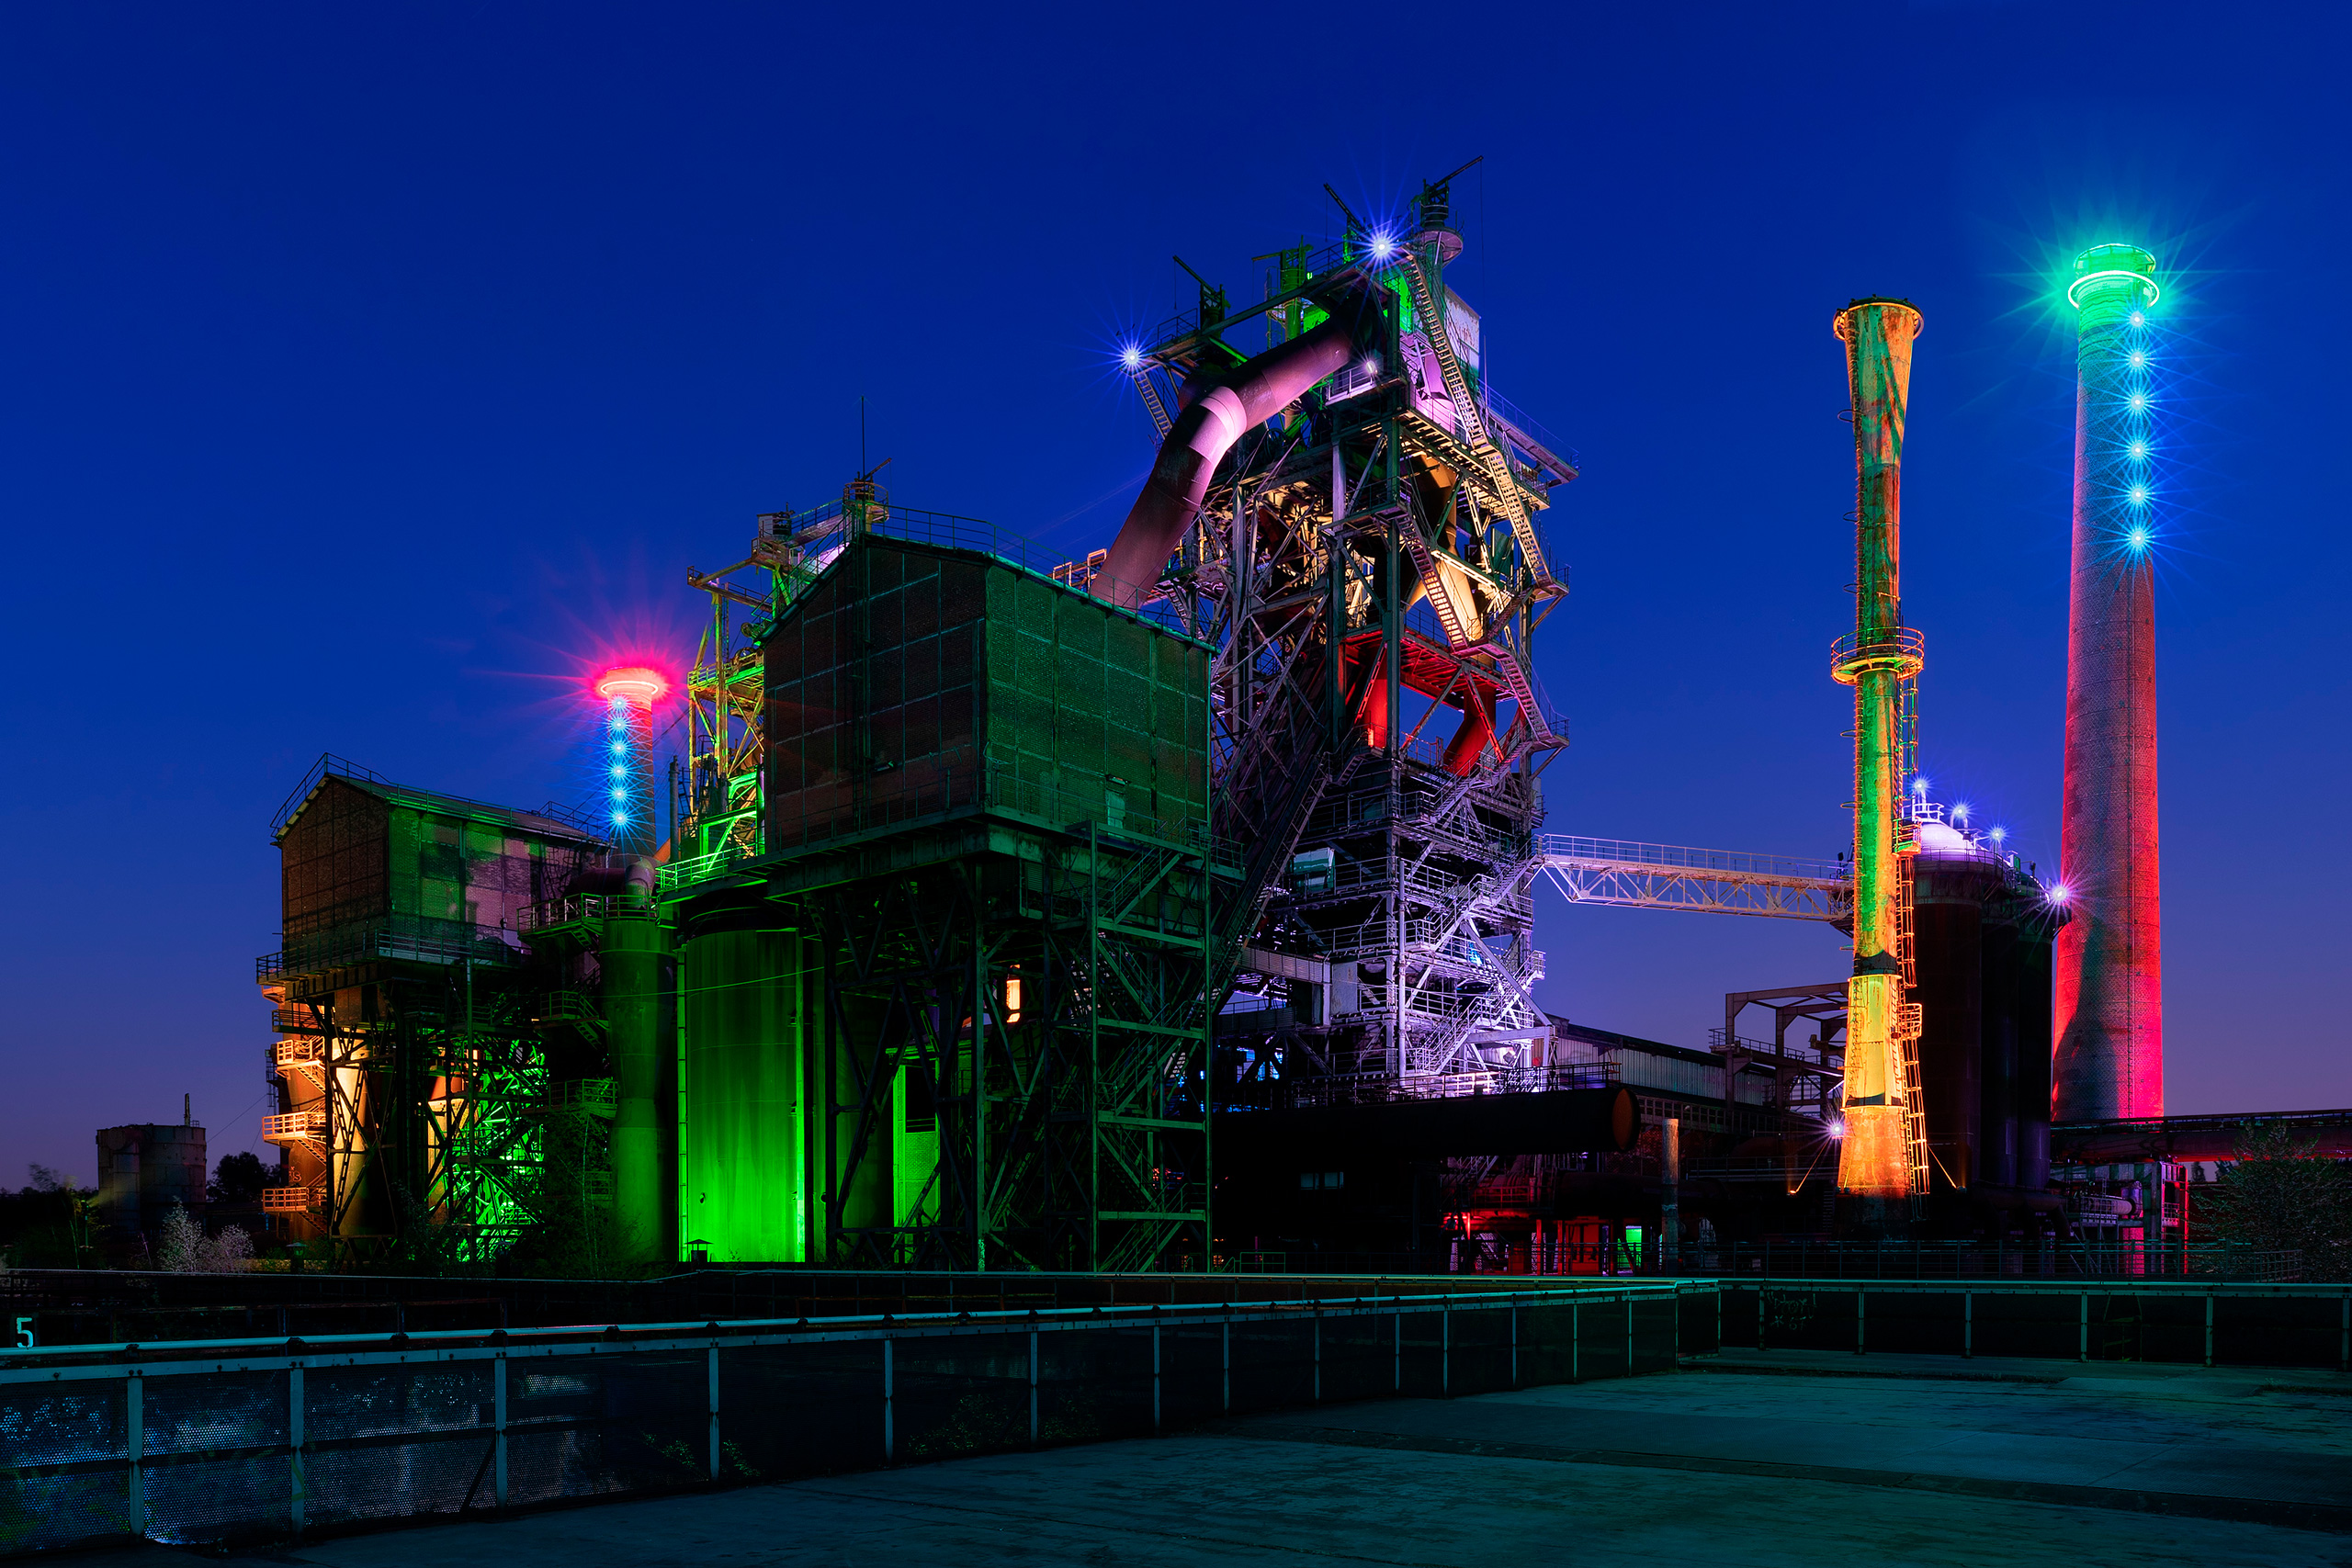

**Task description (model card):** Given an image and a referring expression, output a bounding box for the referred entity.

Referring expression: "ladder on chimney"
[1894,854,1928,1201]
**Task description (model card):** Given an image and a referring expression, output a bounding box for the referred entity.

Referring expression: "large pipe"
[2054,243,2164,1120]
[1097,315,1361,609]
[1831,299,1925,1221]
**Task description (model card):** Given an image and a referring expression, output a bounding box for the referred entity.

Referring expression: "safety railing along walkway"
[1713,1277,2351,1371]
[0,1280,1703,1556]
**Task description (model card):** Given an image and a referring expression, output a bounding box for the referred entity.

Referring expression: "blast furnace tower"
[1100,167,1577,1104]
[2053,244,2163,1121]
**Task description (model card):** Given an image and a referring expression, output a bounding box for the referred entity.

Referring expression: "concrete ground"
[77,1353,2352,1567]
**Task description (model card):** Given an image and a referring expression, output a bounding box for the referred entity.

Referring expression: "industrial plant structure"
[1829,298,1928,1221]
[253,179,2109,1269]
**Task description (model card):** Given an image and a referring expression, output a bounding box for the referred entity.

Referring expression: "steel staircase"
[1133,368,1172,439]
[1398,253,1553,584]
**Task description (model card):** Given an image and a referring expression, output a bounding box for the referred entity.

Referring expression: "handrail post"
[707,1344,721,1481]
[1962,1291,1973,1359]
[288,1364,305,1535]
[2079,1291,2089,1362]
[882,1336,895,1461]
[1856,1284,1866,1356]
[2204,1291,2214,1369]
[1441,1301,1451,1395]
[493,1354,508,1506]
[1031,1317,1043,1443]
[126,1371,143,1540]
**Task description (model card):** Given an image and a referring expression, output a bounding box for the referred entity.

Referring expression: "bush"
[2198,1123,2352,1280]
[154,1202,256,1273]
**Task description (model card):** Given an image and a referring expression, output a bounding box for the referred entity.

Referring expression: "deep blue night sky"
[3,3,2343,1182]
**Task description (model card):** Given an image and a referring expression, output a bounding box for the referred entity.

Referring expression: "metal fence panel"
[0,1287,1692,1557]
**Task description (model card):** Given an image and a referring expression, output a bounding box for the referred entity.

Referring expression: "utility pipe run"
[1097,316,1360,610]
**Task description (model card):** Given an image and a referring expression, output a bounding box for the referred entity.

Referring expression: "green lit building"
[670,525,1220,1271]
[259,512,1222,1273]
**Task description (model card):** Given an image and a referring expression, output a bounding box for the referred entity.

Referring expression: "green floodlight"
[2067,243,2161,312]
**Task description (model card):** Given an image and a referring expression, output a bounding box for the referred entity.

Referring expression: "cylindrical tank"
[2015,915,2056,1190]
[1910,826,1997,1191]
[680,900,805,1262]
[604,895,672,1264]
[1977,908,2020,1190]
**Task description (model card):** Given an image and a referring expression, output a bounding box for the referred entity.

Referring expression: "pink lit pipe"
[2053,245,2163,1120]
[1098,318,1355,609]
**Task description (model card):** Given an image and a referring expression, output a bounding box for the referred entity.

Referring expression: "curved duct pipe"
[1097,313,1363,610]
[1440,682,1496,777]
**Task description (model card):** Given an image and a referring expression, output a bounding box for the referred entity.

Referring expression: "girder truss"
[1535,835,1852,921]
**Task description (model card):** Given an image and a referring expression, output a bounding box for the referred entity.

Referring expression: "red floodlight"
[595,666,667,706]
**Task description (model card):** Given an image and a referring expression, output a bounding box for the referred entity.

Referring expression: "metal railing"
[514,892,651,933]
[0,1280,1700,1555]
[259,917,526,985]
[1541,835,1849,886]
[259,1111,325,1145]
[551,1079,617,1117]
[1720,1278,2352,1369]
[1276,1063,1614,1107]
[1828,626,1927,683]
[1710,1238,2309,1282]
[658,841,754,892]
[1479,387,1582,479]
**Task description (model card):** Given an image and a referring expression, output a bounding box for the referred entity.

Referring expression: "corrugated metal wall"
[279,777,390,940]
[763,536,1208,854]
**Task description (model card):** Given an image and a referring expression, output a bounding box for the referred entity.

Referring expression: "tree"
[153,1202,256,1273]
[2198,1122,2352,1281]
[208,1152,271,1206]
[155,1202,202,1271]
[0,1167,96,1268]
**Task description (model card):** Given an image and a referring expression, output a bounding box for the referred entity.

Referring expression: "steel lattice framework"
[1098,175,1579,1104]
[1536,836,1851,920]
